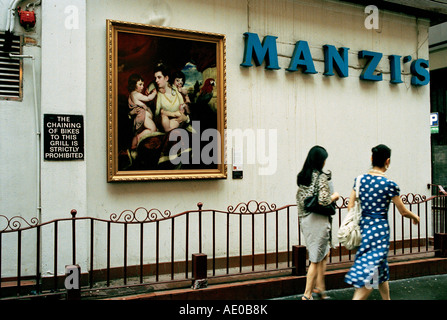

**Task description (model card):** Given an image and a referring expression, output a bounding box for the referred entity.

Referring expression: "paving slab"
[273,273,447,300]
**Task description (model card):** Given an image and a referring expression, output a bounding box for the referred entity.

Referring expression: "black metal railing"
[0,193,446,299]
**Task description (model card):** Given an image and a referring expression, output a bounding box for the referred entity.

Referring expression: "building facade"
[1,0,445,278]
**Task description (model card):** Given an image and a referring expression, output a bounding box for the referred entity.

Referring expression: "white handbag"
[338,175,363,250]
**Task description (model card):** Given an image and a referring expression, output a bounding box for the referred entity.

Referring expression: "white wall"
[41,0,86,217]
[86,0,430,214]
[39,0,88,275]
[0,0,42,277]
[80,0,432,269]
[0,0,42,221]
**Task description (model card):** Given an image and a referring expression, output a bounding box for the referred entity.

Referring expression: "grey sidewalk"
[273,273,447,300]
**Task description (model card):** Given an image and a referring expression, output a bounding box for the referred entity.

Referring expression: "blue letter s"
[410,59,430,86]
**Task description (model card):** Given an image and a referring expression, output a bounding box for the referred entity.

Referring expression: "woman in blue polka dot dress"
[344,145,420,300]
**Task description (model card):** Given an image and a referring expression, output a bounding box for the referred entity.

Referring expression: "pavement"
[273,273,447,300]
[5,273,446,320]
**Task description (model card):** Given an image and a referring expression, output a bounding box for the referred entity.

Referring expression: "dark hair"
[297,146,328,186]
[127,73,143,93]
[154,62,170,78]
[171,70,186,84]
[371,144,391,167]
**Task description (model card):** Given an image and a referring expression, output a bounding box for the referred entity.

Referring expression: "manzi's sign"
[240,32,430,86]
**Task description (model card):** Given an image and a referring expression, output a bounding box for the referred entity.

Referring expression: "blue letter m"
[240,32,280,70]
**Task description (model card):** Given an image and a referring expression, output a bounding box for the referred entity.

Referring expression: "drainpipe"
[2,0,22,52]
[9,53,41,222]
[6,0,23,32]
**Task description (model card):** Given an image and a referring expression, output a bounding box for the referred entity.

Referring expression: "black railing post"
[71,209,77,265]
[139,222,144,284]
[192,253,207,289]
[65,265,81,300]
[35,225,41,294]
[444,196,447,233]
[292,245,307,276]
[107,221,110,287]
[54,221,58,291]
[17,230,21,296]
[0,233,2,296]
[197,202,203,254]
[89,219,94,289]
[185,212,189,278]
[434,196,447,258]
[435,233,447,258]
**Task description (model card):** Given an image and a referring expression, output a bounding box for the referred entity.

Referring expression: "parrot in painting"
[196,78,216,108]
[192,78,217,130]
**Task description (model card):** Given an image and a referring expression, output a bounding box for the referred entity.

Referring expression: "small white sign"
[431,112,439,134]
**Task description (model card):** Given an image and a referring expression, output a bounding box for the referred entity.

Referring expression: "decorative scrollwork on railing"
[401,193,426,205]
[333,193,428,209]
[109,207,172,223]
[0,215,39,232]
[336,196,350,209]
[227,200,277,214]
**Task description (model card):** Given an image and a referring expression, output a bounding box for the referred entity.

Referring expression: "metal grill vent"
[0,33,22,101]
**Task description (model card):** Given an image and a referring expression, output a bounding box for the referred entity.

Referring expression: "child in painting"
[158,70,191,132]
[172,71,191,114]
[160,104,188,132]
[127,73,158,150]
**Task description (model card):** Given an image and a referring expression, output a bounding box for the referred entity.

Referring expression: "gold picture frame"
[107,20,227,182]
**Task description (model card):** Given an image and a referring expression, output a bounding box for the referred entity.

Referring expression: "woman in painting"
[139,62,193,169]
[152,63,191,133]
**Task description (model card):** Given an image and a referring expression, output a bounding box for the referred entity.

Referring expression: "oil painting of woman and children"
[108,22,225,181]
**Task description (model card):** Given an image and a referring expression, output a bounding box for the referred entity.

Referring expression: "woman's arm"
[318,174,339,206]
[347,189,356,211]
[392,195,420,225]
[160,109,181,117]
[132,91,155,104]
[160,109,188,124]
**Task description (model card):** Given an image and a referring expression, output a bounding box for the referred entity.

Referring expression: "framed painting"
[106,20,227,181]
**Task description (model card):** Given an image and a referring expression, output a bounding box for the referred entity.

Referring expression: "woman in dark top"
[296,146,340,300]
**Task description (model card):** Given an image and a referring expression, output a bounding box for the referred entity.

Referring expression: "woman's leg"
[378,281,390,300]
[315,254,329,294]
[352,287,373,300]
[303,262,318,299]
[132,129,151,149]
[143,114,157,133]
[161,114,172,132]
